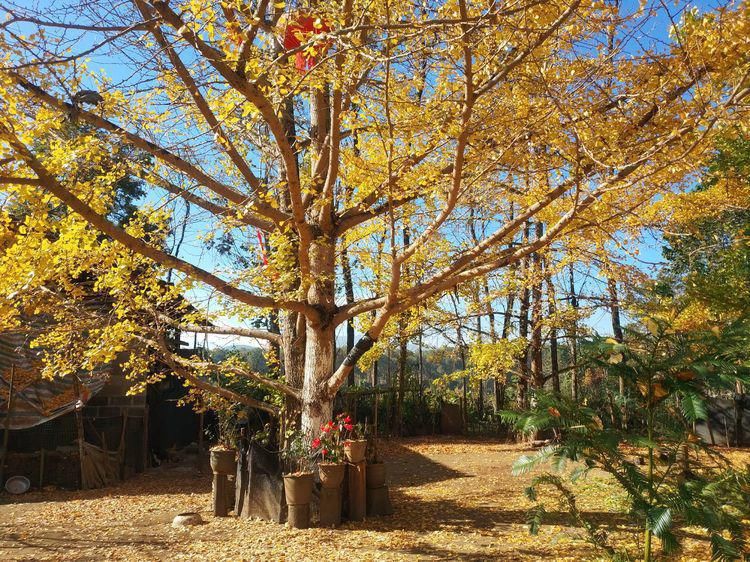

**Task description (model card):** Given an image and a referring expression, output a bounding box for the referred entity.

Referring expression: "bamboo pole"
[38,448,45,489]
[0,364,15,486]
[142,405,150,470]
[73,374,86,489]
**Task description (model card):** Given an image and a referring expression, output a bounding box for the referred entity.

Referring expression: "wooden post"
[118,410,128,479]
[197,411,204,453]
[196,411,205,472]
[212,473,230,516]
[319,486,342,527]
[366,462,393,517]
[38,449,45,489]
[73,374,87,489]
[347,460,366,521]
[723,414,731,447]
[142,405,149,470]
[706,415,716,446]
[366,486,393,517]
[287,504,310,529]
[0,364,15,487]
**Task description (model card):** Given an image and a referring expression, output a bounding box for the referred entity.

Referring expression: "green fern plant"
[503,315,750,561]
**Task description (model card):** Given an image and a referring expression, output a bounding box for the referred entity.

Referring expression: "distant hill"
[210,345,268,373]
[208,343,465,387]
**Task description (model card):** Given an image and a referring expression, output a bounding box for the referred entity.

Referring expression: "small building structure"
[0,330,201,490]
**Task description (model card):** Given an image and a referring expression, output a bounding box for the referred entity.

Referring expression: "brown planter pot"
[319,463,346,488]
[367,462,387,489]
[344,439,367,463]
[210,448,237,475]
[283,472,314,505]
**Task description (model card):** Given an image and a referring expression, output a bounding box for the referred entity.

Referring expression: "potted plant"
[312,414,353,527]
[342,416,367,463]
[207,397,241,475]
[312,414,349,488]
[281,430,314,506]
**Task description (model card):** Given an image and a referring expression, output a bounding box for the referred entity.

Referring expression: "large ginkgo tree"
[0,0,748,432]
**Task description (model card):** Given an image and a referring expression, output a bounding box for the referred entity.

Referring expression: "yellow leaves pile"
[0,438,742,560]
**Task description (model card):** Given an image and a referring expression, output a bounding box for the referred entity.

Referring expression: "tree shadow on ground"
[351,439,712,559]
[0,524,173,559]
[378,439,470,487]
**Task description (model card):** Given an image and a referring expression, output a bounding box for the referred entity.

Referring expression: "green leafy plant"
[281,428,313,475]
[198,394,244,451]
[503,314,750,561]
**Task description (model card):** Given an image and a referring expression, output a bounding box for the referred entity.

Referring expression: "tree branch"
[0,124,317,318]
[7,72,291,223]
[146,336,282,414]
[149,2,307,238]
[158,314,282,345]
[135,0,275,214]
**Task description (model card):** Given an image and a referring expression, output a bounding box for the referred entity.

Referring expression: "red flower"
[312,438,321,449]
[321,448,328,456]
[344,416,352,424]
[344,424,354,432]
[321,424,331,433]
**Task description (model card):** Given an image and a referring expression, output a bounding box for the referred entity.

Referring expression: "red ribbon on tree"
[279,13,332,73]
[256,229,269,265]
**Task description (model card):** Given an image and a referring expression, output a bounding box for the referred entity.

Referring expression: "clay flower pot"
[366,462,387,489]
[283,472,314,505]
[344,439,367,463]
[319,462,345,488]
[209,448,237,475]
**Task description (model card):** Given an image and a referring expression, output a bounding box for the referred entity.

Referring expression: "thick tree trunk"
[300,321,335,434]
[517,293,531,407]
[397,329,407,436]
[300,239,337,435]
[278,93,306,421]
[417,330,424,398]
[497,285,514,413]
[476,310,484,418]
[517,223,532,408]
[530,222,544,390]
[395,227,410,434]
[281,311,305,419]
[489,316,502,413]
[450,289,468,429]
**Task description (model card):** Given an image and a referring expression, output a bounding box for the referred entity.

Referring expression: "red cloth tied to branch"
[280,13,332,73]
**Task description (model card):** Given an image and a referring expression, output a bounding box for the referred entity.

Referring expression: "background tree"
[0,0,748,433]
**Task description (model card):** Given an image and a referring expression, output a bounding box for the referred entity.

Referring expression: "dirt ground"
[0,437,745,561]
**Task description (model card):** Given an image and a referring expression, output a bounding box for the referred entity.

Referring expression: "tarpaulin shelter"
[0,327,120,489]
[0,330,109,430]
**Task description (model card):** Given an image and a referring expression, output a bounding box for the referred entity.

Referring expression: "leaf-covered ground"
[0,437,747,560]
